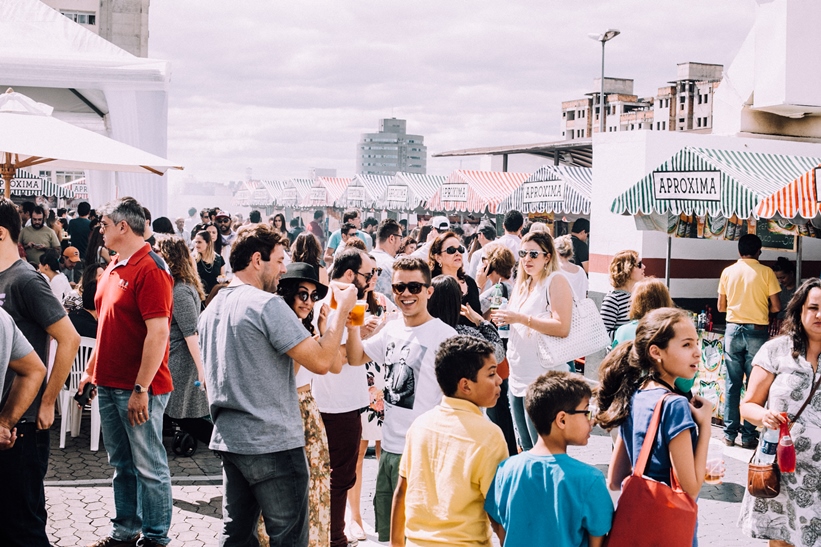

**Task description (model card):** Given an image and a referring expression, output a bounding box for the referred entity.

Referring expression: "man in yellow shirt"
[717,234,781,449]
[390,336,508,547]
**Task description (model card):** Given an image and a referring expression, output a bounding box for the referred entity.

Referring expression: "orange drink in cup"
[350,301,367,327]
[329,281,352,309]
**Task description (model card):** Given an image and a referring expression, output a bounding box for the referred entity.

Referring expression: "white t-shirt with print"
[361,316,457,454]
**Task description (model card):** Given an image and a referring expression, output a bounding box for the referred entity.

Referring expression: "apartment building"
[561,62,723,139]
[356,118,427,175]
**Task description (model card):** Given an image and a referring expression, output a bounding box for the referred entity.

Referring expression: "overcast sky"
[149,1,756,184]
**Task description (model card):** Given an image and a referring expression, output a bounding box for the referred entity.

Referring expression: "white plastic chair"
[58,337,101,451]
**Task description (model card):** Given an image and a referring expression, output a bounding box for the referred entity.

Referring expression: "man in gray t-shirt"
[198,224,357,546]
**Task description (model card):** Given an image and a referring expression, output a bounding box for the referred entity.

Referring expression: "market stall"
[498,165,591,234]
[379,172,445,213]
[276,178,314,210]
[61,177,88,204]
[611,146,821,419]
[301,176,350,210]
[10,169,73,206]
[336,174,390,210]
[426,170,530,215]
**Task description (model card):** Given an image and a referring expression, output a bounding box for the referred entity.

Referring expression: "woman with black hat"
[266,262,333,547]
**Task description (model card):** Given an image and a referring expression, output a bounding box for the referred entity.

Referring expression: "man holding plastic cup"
[311,248,375,547]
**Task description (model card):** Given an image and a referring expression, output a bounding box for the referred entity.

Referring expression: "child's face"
[564,396,593,446]
[465,356,502,408]
[654,320,701,382]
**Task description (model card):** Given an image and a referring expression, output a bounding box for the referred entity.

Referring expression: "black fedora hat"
[279,262,328,299]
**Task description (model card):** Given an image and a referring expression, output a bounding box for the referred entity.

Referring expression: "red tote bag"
[605,393,698,547]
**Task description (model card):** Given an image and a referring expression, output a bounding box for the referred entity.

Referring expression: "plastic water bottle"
[757,427,779,465]
[697,310,707,331]
[490,284,509,338]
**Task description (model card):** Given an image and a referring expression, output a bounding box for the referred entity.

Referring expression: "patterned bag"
[536,274,610,369]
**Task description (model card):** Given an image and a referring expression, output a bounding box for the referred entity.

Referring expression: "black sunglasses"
[444,245,465,255]
[392,282,429,295]
[373,268,383,277]
[356,271,374,282]
[296,290,322,303]
[636,260,644,268]
[216,218,231,223]
[518,249,548,259]
[565,408,592,420]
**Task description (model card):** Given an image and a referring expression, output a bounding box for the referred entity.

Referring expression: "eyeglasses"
[444,245,465,255]
[356,270,374,282]
[565,408,592,420]
[518,250,548,259]
[296,290,322,303]
[392,281,429,295]
[216,218,231,224]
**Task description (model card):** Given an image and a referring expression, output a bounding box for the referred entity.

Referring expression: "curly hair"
[277,280,316,335]
[595,307,689,430]
[483,243,516,280]
[781,277,821,359]
[291,232,322,268]
[609,249,640,289]
[156,236,206,301]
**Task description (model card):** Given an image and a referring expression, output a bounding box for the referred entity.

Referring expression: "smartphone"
[74,382,95,407]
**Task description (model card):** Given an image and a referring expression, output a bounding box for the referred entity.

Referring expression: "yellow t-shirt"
[399,396,508,547]
[718,258,781,325]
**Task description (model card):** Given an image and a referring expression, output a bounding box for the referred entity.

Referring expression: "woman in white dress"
[491,231,573,450]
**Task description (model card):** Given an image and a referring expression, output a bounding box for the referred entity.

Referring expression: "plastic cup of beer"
[350,301,367,327]
[705,444,724,485]
[329,281,352,309]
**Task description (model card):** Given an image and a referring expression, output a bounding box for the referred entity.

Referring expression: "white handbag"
[535,273,610,369]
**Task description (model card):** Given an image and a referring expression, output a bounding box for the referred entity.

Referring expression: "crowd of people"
[0,196,816,547]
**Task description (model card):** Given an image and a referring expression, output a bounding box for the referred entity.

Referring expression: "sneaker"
[723,437,735,447]
[87,538,139,547]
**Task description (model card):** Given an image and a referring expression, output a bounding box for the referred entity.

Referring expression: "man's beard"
[355,280,367,300]
[32,224,43,230]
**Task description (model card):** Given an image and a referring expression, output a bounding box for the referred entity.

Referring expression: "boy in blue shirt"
[484,371,613,547]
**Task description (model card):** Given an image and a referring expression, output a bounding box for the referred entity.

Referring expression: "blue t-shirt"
[484,452,613,547]
[327,229,372,251]
[620,388,697,485]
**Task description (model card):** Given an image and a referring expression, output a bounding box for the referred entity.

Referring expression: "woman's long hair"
[595,307,689,430]
[272,213,287,235]
[277,279,316,334]
[514,231,560,299]
[157,236,206,301]
[85,225,106,265]
[781,277,821,358]
[195,229,216,265]
[629,278,674,320]
[428,231,465,279]
[291,232,322,268]
[426,275,462,328]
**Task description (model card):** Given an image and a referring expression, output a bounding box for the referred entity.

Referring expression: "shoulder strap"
[633,392,673,477]
[791,372,821,427]
[501,282,509,299]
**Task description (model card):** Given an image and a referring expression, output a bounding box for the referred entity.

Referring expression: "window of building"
[680,96,686,104]
[704,94,709,103]
[61,10,96,25]
[697,118,702,128]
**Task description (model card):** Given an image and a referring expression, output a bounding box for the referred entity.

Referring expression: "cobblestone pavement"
[45,416,766,546]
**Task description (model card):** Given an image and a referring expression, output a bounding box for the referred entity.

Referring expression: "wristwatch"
[134,383,147,394]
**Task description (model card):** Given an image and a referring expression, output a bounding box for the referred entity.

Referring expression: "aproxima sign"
[652,171,721,201]
[522,181,564,204]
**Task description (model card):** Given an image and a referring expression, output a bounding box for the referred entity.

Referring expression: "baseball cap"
[62,246,81,263]
[430,216,450,232]
[215,211,231,220]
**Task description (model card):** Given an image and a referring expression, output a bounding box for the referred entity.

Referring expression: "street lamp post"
[588,29,620,134]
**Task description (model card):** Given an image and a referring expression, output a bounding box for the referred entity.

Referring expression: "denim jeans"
[723,323,768,443]
[97,387,173,545]
[219,448,309,547]
[0,422,51,546]
[509,392,539,451]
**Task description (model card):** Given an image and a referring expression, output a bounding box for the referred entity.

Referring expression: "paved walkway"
[45,417,764,546]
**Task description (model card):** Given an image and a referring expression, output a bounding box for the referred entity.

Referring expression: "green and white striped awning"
[610,147,821,218]
[500,165,591,215]
[12,170,73,199]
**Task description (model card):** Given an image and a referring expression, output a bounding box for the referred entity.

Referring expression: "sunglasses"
[565,408,592,420]
[392,281,429,295]
[216,218,231,224]
[444,245,465,255]
[373,268,383,277]
[356,271,374,282]
[518,249,548,259]
[636,260,644,268]
[296,290,322,303]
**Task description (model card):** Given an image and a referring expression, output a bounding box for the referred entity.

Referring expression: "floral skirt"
[257,390,331,547]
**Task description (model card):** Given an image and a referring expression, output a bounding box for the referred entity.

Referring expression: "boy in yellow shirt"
[390,335,508,547]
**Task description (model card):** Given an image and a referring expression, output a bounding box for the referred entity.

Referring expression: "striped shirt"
[600,289,631,339]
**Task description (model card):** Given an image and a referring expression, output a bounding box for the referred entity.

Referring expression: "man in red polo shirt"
[79,197,174,547]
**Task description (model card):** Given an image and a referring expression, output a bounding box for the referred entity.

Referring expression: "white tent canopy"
[0,0,171,214]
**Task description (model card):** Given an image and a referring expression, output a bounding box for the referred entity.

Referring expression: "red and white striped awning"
[426,170,530,214]
[755,166,821,220]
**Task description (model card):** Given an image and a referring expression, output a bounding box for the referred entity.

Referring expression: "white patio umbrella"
[0,88,182,199]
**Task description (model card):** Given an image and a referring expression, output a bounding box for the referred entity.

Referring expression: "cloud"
[150,0,755,182]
